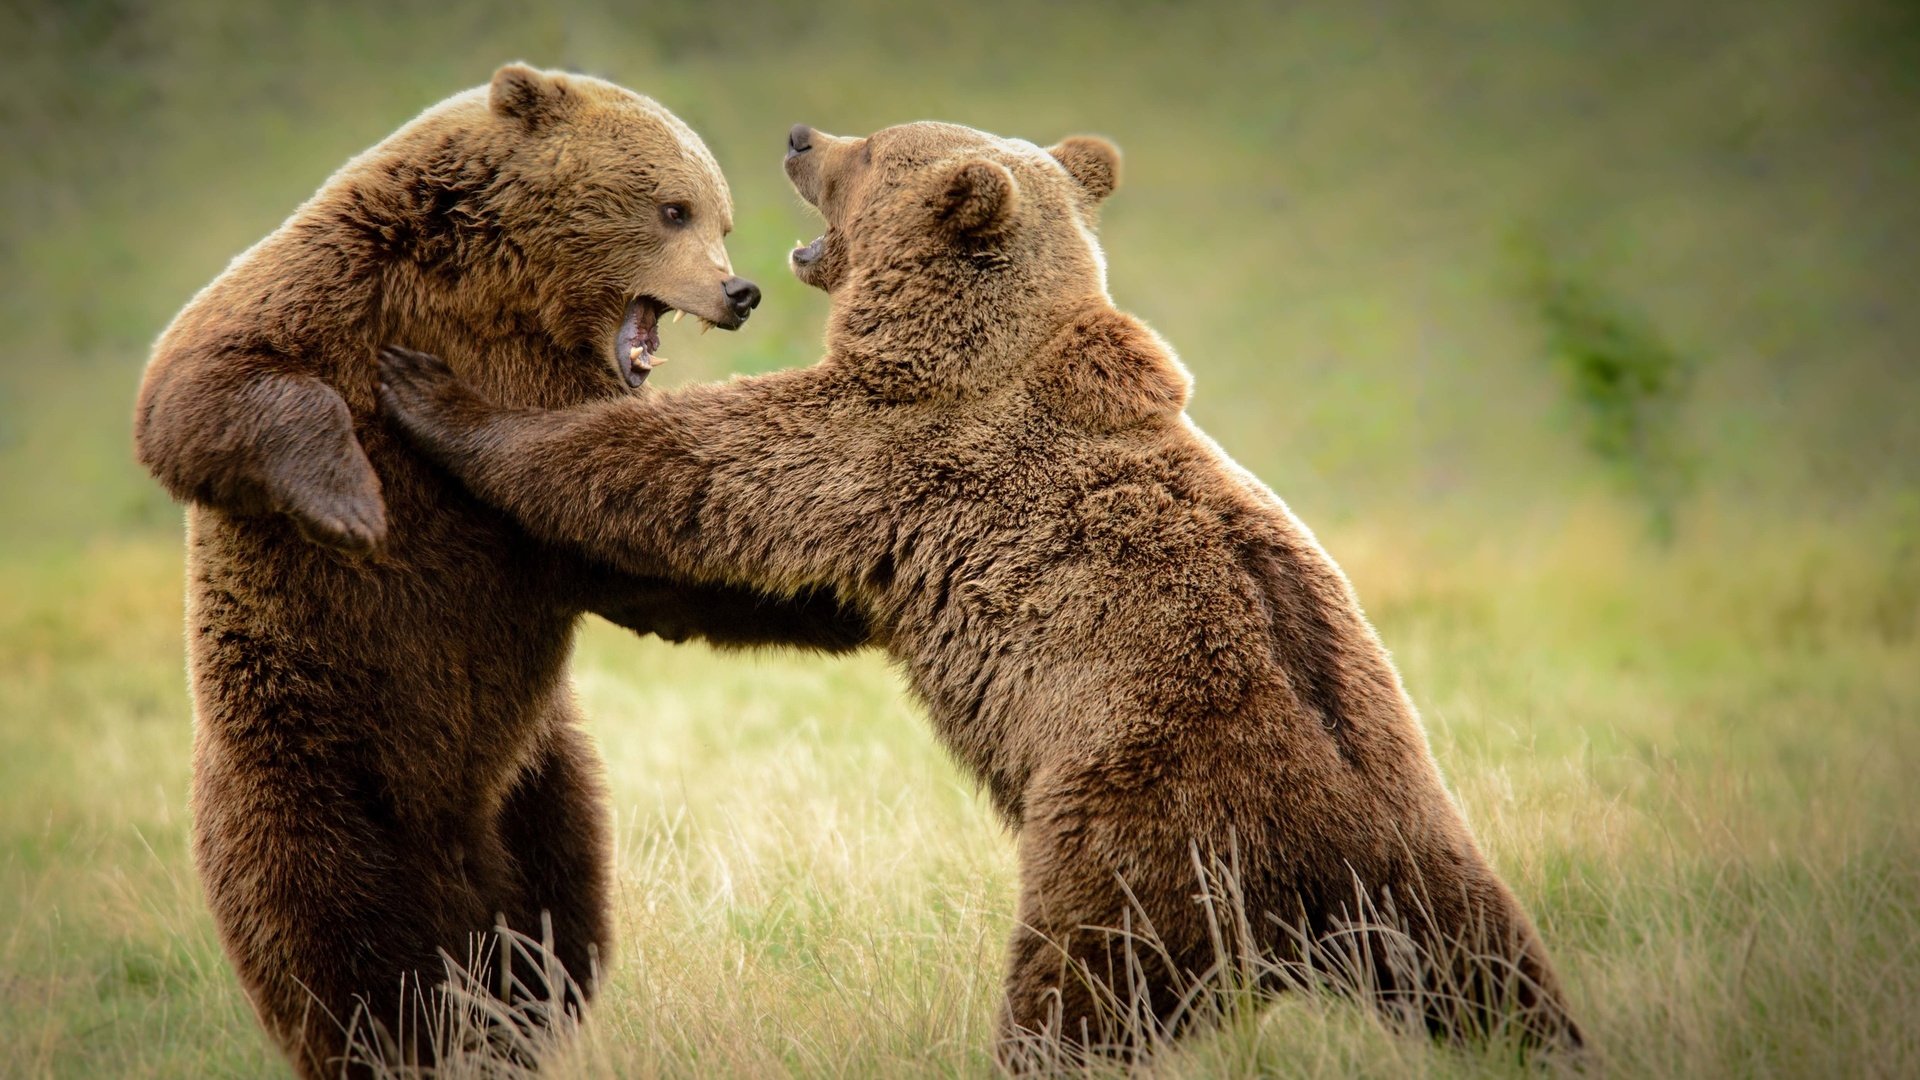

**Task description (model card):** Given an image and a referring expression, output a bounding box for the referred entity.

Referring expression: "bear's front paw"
[286,483,388,555]
[377,345,456,408]
[377,345,482,450]
[265,438,389,555]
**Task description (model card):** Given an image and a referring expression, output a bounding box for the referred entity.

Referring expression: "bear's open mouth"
[789,232,848,293]
[615,296,672,388]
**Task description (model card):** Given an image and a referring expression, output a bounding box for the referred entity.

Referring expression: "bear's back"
[868,390,1420,801]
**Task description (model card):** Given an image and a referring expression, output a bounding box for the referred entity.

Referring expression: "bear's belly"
[181,502,579,820]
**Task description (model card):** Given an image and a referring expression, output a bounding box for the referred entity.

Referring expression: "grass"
[2,0,1917,1074]
[2,503,1916,1077]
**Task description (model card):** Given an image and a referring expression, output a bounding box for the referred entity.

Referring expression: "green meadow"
[2,0,1915,1075]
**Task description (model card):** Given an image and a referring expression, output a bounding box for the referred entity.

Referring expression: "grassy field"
[3,0,1917,1076]
[4,512,1917,1077]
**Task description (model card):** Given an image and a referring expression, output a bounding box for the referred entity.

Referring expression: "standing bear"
[378,120,1586,1066]
[134,65,864,1078]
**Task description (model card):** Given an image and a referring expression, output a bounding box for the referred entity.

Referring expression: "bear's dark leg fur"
[993,768,1585,1071]
[1347,864,1587,1053]
[135,360,388,555]
[995,774,1224,1072]
[493,713,614,1017]
[195,763,494,1079]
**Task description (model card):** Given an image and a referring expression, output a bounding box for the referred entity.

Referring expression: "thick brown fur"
[379,121,1584,1066]
[132,65,864,1078]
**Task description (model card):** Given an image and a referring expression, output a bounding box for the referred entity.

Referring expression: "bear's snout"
[784,124,836,207]
[722,276,761,326]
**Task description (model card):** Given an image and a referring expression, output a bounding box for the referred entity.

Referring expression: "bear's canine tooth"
[671,310,683,324]
[629,346,643,361]
[650,355,670,365]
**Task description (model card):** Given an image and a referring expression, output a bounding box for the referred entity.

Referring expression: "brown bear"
[132,65,864,1078]
[375,120,1585,1067]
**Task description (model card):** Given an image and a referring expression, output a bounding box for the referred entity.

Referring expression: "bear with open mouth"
[132,65,865,1077]
[379,118,1584,1068]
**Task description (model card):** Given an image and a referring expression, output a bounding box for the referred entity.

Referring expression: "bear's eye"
[661,203,689,227]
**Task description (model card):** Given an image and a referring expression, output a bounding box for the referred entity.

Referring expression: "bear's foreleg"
[136,354,387,552]
[588,576,869,654]
[378,345,877,595]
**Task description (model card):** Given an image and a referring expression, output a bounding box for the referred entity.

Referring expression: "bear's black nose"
[787,124,813,159]
[723,276,761,323]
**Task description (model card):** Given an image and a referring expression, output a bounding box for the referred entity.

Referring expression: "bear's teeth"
[671,310,683,324]
[651,355,670,365]
[629,346,643,361]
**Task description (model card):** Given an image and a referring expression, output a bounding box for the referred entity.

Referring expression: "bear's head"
[396,64,762,389]
[782,120,1186,423]
[783,121,1118,302]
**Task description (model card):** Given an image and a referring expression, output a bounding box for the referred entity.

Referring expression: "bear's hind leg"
[1395,868,1586,1054]
[196,766,494,1079]
[494,716,614,1018]
[1289,847,1585,1054]
[995,786,1227,1073]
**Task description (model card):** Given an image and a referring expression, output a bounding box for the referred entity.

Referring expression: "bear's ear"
[489,63,568,128]
[1048,136,1121,204]
[934,159,1019,238]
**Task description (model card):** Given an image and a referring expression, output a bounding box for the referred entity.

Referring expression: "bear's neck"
[824,264,1091,402]
[825,272,1190,431]
[375,260,627,411]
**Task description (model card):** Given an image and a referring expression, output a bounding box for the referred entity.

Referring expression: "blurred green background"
[2,1,1917,1076]
[4,0,1916,546]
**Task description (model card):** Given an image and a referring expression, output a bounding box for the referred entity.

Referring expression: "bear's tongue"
[615,297,662,388]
